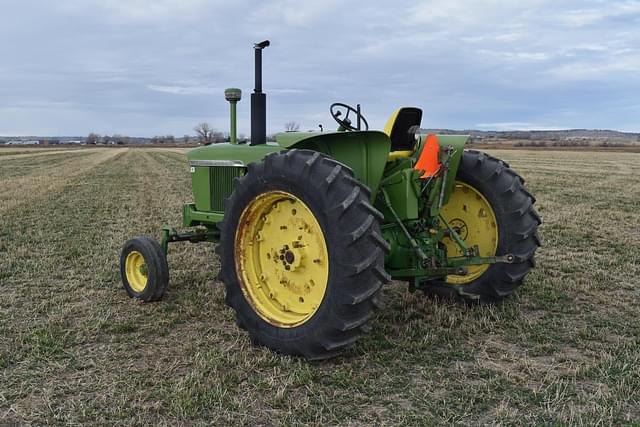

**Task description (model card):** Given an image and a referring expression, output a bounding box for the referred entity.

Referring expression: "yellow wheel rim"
[441,181,498,284]
[235,191,329,328]
[125,251,148,293]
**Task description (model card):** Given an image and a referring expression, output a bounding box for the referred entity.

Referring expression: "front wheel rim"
[235,191,329,327]
[125,250,148,292]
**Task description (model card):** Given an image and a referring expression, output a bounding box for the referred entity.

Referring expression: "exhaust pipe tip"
[251,40,270,145]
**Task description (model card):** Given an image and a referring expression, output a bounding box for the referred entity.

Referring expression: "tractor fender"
[280,131,392,201]
[431,135,470,206]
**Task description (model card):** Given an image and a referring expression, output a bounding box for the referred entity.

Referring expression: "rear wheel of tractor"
[120,236,169,302]
[218,149,390,360]
[427,150,541,304]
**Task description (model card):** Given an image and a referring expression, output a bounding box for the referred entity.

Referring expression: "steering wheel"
[330,103,369,131]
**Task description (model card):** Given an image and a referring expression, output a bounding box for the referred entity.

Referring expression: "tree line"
[86,121,301,145]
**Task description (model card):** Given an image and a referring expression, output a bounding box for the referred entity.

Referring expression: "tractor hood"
[187,130,392,202]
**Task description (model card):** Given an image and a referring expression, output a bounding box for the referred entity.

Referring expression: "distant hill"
[0,136,155,145]
[422,129,640,146]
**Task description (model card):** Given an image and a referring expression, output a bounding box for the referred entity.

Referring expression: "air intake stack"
[224,88,241,144]
[250,40,270,145]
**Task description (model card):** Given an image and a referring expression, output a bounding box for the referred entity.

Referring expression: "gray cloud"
[1,0,638,136]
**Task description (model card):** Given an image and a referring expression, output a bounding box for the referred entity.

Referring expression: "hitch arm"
[446,253,518,267]
[439,214,471,254]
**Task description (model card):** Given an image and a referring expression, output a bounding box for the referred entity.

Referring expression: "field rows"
[1,148,639,425]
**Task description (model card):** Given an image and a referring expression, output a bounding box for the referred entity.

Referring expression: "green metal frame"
[160,225,219,254]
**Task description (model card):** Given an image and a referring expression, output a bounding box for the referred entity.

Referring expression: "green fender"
[433,135,469,206]
[278,131,391,200]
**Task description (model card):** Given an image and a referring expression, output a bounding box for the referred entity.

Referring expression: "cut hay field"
[1,147,639,425]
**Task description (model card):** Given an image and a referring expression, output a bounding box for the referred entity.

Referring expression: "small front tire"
[120,236,169,302]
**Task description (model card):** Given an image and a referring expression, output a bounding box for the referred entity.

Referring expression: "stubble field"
[1,147,639,425]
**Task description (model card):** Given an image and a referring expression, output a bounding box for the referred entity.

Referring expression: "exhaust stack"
[250,40,270,145]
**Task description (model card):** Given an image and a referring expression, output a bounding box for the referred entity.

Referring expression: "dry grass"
[1,148,638,425]
[0,149,123,214]
[0,147,104,160]
[0,146,71,154]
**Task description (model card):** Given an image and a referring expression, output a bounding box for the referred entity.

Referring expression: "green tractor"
[120,41,541,360]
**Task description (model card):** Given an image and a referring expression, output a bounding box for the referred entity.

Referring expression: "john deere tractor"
[120,41,540,360]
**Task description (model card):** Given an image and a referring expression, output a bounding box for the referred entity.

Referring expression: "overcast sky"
[1,0,639,137]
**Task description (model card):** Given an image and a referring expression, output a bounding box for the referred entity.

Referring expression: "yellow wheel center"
[125,251,148,292]
[441,181,499,284]
[235,191,329,327]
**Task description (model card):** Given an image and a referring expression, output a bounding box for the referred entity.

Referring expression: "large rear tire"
[217,149,390,360]
[427,150,541,303]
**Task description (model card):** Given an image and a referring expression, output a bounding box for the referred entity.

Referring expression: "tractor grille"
[209,166,245,212]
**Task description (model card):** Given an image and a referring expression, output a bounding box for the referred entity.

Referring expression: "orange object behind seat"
[415,134,440,178]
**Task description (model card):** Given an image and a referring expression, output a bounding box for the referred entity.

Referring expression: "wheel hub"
[449,218,469,240]
[284,250,295,265]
